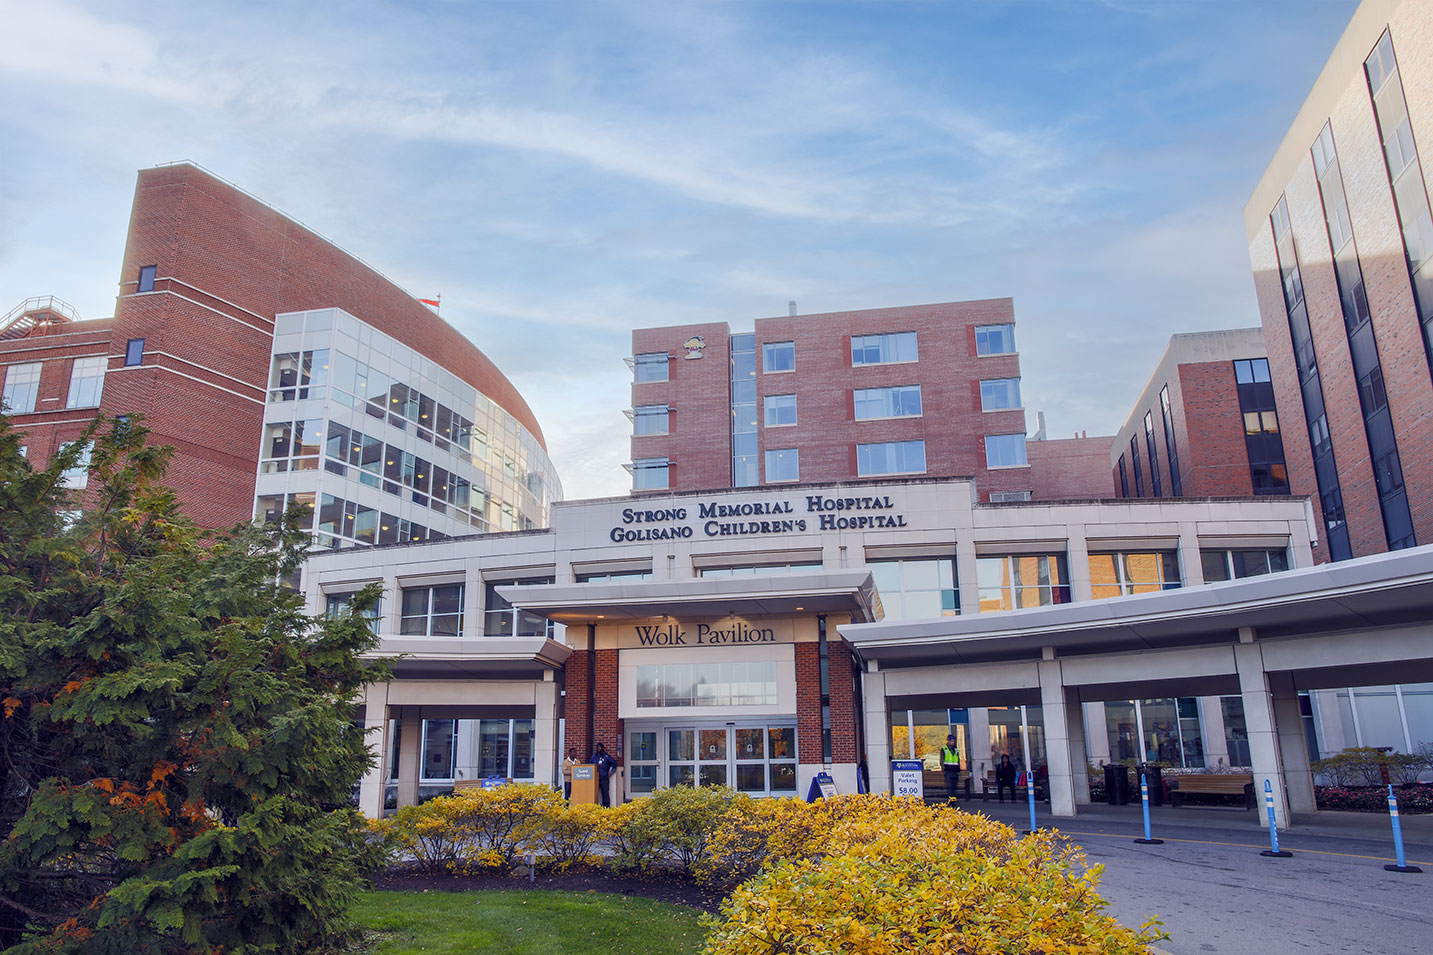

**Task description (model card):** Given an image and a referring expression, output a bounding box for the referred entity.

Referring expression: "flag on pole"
[418,294,441,310]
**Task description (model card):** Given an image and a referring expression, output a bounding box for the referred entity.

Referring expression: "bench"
[1168,774,1255,809]
[922,769,973,801]
[981,770,1047,803]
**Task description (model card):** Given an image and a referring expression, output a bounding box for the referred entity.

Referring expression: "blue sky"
[0,0,1359,499]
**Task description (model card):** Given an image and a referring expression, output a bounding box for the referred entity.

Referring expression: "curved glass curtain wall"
[254,308,562,547]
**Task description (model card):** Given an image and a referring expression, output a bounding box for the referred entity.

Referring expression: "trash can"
[1137,764,1164,806]
[1105,763,1131,806]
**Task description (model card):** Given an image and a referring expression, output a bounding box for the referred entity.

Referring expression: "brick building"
[1110,329,1292,501]
[1,163,560,534]
[1246,0,1433,563]
[626,300,1096,503]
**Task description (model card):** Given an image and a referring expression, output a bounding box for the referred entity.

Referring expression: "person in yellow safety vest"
[940,735,961,801]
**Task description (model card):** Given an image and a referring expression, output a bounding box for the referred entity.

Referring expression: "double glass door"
[628,724,798,797]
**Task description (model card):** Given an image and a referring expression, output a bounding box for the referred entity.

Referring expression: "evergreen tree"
[0,413,387,953]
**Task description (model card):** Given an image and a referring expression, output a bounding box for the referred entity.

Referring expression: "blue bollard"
[1134,769,1163,844]
[1027,773,1038,834]
[1260,778,1292,858]
[1384,784,1423,874]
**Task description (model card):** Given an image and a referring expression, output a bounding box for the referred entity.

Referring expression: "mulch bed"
[372,864,728,913]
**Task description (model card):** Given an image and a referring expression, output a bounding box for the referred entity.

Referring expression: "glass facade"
[253,309,560,547]
[1089,552,1180,598]
[730,334,757,487]
[868,556,958,619]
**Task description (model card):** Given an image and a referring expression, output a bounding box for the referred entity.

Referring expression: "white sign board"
[892,760,924,799]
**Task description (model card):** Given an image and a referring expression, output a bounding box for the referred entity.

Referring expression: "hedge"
[376,787,1165,954]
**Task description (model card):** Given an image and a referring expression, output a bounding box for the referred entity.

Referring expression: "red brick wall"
[1176,362,1257,497]
[70,163,550,529]
[826,638,858,764]
[592,648,624,764]
[632,299,1035,499]
[1025,435,1115,500]
[1249,7,1433,557]
[565,647,593,762]
[630,323,732,493]
[0,319,115,474]
[794,641,824,765]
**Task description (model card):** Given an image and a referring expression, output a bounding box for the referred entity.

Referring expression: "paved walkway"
[953,798,1431,955]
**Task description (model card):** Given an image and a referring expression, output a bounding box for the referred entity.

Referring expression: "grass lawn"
[353,889,709,955]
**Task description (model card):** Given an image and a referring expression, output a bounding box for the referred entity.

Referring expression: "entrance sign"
[608,490,913,542]
[570,764,598,805]
[806,771,838,802]
[892,760,924,799]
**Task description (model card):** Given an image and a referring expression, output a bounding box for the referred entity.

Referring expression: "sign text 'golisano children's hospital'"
[608,494,911,542]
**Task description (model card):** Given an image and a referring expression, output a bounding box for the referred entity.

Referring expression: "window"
[59,441,92,490]
[988,490,1031,502]
[315,494,379,547]
[853,385,921,420]
[575,570,652,583]
[975,324,1016,355]
[976,555,1070,611]
[1234,358,1291,497]
[851,331,917,365]
[633,404,669,435]
[633,352,669,382]
[764,448,799,483]
[326,592,382,633]
[65,356,106,409]
[762,341,795,372]
[984,433,1027,468]
[635,662,777,707]
[856,440,925,476]
[1201,549,1289,582]
[632,457,669,490]
[267,349,329,401]
[1118,455,1129,497]
[137,265,157,293]
[420,718,534,787]
[868,557,957,619]
[260,418,323,473]
[1144,412,1162,497]
[763,394,796,427]
[1,362,41,414]
[979,378,1022,411]
[1088,552,1180,599]
[1129,435,1144,496]
[399,584,464,636]
[124,338,145,367]
[483,578,554,637]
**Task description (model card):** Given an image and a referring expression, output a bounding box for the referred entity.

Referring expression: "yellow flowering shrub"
[601,799,668,872]
[700,796,1165,955]
[532,801,606,870]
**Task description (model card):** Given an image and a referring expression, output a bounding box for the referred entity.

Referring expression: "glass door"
[698,729,729,786]
[651,725,798,796]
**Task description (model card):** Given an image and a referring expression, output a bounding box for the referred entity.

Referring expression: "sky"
[0,0,1361,500]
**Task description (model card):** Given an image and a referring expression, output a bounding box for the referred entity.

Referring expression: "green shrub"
[644,784,738,873]
[603,800,668,872]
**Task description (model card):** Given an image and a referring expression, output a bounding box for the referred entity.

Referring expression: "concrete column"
[1082,702,1111,765]
[396,705,422,808]
[534,674,560,789]
[1177,520,1204,586]
[359,684,390,818]
[381,570,400,635]
[1037,655,1077,818]
[1200,695,1229,769]
[1233,635,1290,828]
[465,567,482,636]
[1067,691,1091,805]
[1271,672,1316,814]
[955,537,980,617]
[1066,528,1093,602]
[863,667,892,794]
[968,706,992,791]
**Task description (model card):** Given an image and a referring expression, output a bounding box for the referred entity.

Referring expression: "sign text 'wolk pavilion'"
[609,493,911,542]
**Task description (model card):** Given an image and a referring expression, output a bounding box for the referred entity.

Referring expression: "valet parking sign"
[892,760,925,799]
[608,491,913,543]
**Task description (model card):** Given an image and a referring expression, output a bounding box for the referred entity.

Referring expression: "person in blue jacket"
[590,742,618,807]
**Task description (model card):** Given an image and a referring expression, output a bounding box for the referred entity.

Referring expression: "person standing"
[561,748,577,800]
[590,742,617,807]
[939,735,961,801]
[995,753,1017,803]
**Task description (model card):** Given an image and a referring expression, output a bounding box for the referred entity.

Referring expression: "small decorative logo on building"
[683,336,706,359]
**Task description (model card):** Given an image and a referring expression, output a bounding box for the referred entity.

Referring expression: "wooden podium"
[570,764,598,805]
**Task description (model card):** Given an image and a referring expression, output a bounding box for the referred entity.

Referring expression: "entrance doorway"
[627,724,798,797]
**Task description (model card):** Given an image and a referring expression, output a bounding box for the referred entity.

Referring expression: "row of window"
[324,547,1289,637]
[630,323,1017,383]
[634,433,1028,489]
[270,347,541,501]
[1,355,112,415]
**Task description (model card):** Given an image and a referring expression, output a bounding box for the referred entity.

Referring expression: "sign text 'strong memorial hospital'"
[609,494,910,542]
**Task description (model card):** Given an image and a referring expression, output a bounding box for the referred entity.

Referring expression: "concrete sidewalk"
[942,796,1431,955]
